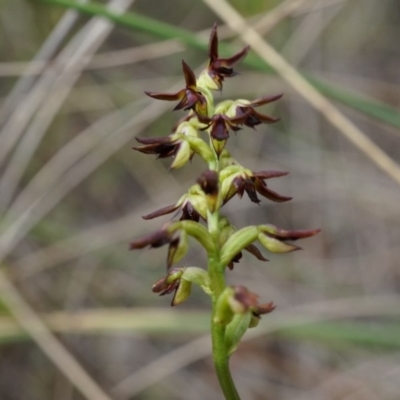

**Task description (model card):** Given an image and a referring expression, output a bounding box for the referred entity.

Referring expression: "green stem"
[211,321,241,400]
[208,210,241,400]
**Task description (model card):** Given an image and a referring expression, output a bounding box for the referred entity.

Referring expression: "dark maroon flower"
[197,170,219,196]
[196,112,250,155]
[232,285,275,318]
[145,60,208,115]
[224,170,292,204]
[130,228,174,250]
[152,274,180,296]
[227,243,268,270]
[261,225,322,241]
[133,136,180,159]
[235,94,283,127]
[152,268,186,305]
[208,23,250,90]
[142,201,201,222]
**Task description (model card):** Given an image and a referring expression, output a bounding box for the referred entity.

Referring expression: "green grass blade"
[280,321,400,350]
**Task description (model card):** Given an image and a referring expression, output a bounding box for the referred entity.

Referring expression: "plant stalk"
[208,210,241,400]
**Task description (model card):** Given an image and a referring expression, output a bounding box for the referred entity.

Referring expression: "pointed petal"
[254,301,276,316]
[142,204,180,220]
[269,228,322,241]
[249,94,283,107]
[227,109,252,126]
[251,109,280,124]
[218,45,250,68]
[242,107,279,128]
[180,203,200,221]
[130,230,171,249]
[145,90,184,101]
[253,171,289,180]
[244,244,269,261]
[135,136,173,145]
[211,119,230,141]
[244,181,260,204]
[182,60,197,89]
[255,180,292,202]
[209,23,219,61]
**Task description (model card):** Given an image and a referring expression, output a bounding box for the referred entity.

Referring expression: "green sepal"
[213,287,234,326]
[182,266,212,296]
[172,278,191,306]
[211,138,226,157]
[167,230,188,268]
[220,226,259,266]
[170,221,215,254]
[165,268,184,284]
[170,140,191,169]
[225,312,252,356]
[249,314,260,328]
[214,100,234,115]
[197,70,219,93]
[257,233,300,253]
[185,136,214,164]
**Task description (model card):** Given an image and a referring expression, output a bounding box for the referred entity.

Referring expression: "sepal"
[170,140,191,169]
[167,230,189,268]
[220,226,259,267]
[258,233,300,253]
[170,220,215,254]
[172,278,191,305]
[225,312,252,355]
[182,267,212,296]
[213,287,235,325]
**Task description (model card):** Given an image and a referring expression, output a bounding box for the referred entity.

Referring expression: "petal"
[254,180,292,202]
[253,170,289,180]
[249,94,283,107]
[233,285,259,309]
[182,60,197,89]
[142,204,180,220]
[267,227,322,241]
[244,108,279,128]
[211,119,230,141]
[197,170,219,196]
[217,45,250,69]
[253,301,276,316]
[244,244,269,261]
[133,143,177,157]
[135,136,174,145]
[145,90,184,101]
[208,22,219,61]
[244,180,261,204]
[130,230,172,249]
[180,202,200,221]
[226,109,252,126]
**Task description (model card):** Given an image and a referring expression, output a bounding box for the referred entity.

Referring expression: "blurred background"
[0,0,399,399]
